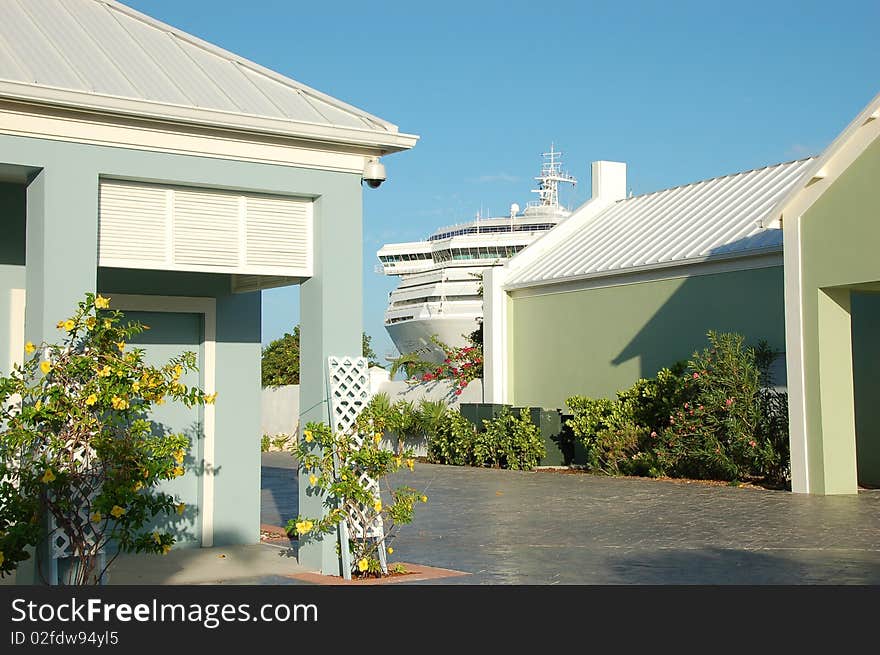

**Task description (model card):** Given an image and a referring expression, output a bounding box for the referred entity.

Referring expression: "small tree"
[0,293,212,584]
[262,326,380,387]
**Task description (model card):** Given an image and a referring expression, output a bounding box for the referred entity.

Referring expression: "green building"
[485,93,880,494]
[0,0,416,578]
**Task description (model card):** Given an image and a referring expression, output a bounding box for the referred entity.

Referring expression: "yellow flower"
[39,360,52,375]
[162,544,171,555]
[85,317,96,330]
[304,430,313,443]
[63,319,75,332]
[176,502,186,516]
[357,558,369,572]
[393,456,402,467]
[41,469,56,484]
[103,319,112,329]
[420,495,428,503]
[97,365,111,377]
[34,400,42,411]
[90,512,102,523]
[110,505,125,519]
[174,450,185,464]
[94,295,110,309]
[56,321,65,329]
[24,341,35,354]
[308,474,318,486]
[0,551,4,567]
[111,396,129,410]
[406,459,415,472]
[156,397,166,406]
[373,433,382,444]
[173,365,183,379]
[203,392,217,405]
[295,520,313,535]
[85,394,98,406]
[387,546,393,555]
[132,381,140,392]
[133,481,143,491]
[373,499,383,513]
[152,531,162,544]
[172,466,184,478]
[116,341,125,352]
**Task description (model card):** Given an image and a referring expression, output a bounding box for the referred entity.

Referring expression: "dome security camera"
[363,158,386,189]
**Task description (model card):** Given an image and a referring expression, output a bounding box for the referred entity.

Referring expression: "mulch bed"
[285,562,469,585]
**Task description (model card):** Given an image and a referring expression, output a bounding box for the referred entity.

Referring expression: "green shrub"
[261,435,270,452]
[427,410,476,466]
[566,332,790,485]
[473,408,545,470]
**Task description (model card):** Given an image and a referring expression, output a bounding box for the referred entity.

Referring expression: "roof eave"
[503,244,784,292]
[0,80,419,154]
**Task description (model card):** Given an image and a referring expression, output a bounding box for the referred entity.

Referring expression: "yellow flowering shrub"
[0,293,211,583]
[288,421,428,578]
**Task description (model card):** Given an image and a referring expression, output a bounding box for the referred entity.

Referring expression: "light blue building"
[0,0,416,576]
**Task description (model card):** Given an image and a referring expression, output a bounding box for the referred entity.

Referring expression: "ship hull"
[386,315,480,364]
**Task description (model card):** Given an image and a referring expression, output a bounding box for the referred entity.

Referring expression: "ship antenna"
[530,143,577,210]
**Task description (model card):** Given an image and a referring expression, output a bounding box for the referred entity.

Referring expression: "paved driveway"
[261,452,880,584]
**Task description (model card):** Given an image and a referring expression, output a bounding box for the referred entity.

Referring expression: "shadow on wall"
[611,237,788,383]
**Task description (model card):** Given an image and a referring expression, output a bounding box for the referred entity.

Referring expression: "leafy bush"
[566,332,790,485]
[261,435,271,452]
[427,410,476,466]
[428,408,544,470]
[288,422,426,578]
[0,293,211,583]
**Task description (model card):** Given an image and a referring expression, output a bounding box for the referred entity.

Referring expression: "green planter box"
[459,402,510,428]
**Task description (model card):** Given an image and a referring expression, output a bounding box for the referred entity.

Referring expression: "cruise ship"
[377,147,577,362]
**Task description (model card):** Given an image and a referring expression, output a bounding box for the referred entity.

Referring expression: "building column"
[813,287,859,494]
[483,267,509,404]
[298,179,362,574]
[18,166,98,583]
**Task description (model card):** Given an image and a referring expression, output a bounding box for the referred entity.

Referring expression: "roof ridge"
[97,0,395,132]
[622,156,816,202]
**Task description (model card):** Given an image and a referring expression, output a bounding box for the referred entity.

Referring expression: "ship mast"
[530,144,577,210]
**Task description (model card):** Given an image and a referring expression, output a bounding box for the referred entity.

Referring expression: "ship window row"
[391,294,482,307]
[428,223,555,241]
[387,315,414,324]
[379,252,433,263]
[433,245,526,262]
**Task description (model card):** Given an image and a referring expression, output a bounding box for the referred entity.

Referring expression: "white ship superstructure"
[378,147,577,362]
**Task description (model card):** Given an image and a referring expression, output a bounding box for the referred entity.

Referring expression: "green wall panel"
[510,265,785,409]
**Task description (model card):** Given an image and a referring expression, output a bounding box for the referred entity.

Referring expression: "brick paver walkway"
[261,452,880,584]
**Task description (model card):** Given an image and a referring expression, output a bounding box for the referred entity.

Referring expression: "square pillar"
[298,180,362,574]
[814,287,859,494]
[18,166,98,583]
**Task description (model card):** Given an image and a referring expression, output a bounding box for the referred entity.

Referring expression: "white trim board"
[7,288,25,372]
[110,294,217,548]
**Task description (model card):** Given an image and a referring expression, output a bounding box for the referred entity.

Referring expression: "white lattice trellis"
[327,355,387,575]
[47,439,105,585]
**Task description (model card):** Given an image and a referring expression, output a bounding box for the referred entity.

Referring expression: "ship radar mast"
[529,143,577,211]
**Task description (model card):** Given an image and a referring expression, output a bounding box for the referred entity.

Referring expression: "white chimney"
[591,161,627,202]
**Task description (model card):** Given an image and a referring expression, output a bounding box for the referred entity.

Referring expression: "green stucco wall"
[510,265,785,409]
[800,137,880,492]
[0,131,363,574]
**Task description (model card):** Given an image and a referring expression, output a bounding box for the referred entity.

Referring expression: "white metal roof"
[504,157,815,289]
[0,0,416,151]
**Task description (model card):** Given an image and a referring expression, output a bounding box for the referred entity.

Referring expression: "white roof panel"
[0,0,413,147]
[505,157,814,288]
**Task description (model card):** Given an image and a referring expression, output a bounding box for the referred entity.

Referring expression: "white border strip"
[8,288,25,372]
[111,294,217,547]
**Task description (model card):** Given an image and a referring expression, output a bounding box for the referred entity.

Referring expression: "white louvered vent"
[98,180,313,279]
[98,181,168,263]
[246,196,311,269]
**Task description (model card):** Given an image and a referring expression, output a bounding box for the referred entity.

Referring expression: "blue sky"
[127,0,879,359]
